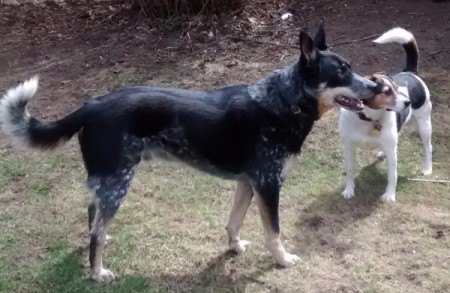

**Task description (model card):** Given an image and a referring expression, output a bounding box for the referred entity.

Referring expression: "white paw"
[229,240,251,253]
[380,192,396,202]
[377,151,386,160]
[277,253,301,268]
[91,268,115,284]
[342,188,355,199]
[422,168,432,176]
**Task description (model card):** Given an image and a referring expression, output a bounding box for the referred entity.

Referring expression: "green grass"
[1,68,450,293]
[34,244,154,293]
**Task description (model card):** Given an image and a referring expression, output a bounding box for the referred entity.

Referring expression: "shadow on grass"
[295,159,408,255]
[35,159,408,293]
[35,247,155,293]
[37,247,274,293]
[144,250,277,293]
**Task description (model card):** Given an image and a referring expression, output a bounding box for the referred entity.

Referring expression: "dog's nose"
[404,101,411,108]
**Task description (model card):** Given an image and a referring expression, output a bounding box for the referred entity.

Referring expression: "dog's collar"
[278,86,312,118]
[276,77,318,119]
[290,105,308,117]
[291,81,320,119]
[357,112,383,137]
[357,112,373,122]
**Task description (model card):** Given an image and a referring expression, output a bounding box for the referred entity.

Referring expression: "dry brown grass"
[1,58,450,293]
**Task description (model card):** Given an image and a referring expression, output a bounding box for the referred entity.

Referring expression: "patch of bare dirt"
[1,0,449,118]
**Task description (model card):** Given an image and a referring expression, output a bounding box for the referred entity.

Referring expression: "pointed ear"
[314,18,327,50]
[299,30,318,68]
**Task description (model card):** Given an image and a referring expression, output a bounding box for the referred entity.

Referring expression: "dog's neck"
[249,62,316,119]
[359,106,388,121]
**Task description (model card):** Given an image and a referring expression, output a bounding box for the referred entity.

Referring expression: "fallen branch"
[425,50,443,60]
[229,33,381,50]
[330,34,381,47]
[366,6,394,14]
[332,35,345,42]
[228,36,300,49]
[104,5,126,21]
[314,0,333,8]
[408,178,450,184]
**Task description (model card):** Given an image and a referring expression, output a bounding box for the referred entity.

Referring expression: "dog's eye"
[383,88,393,95]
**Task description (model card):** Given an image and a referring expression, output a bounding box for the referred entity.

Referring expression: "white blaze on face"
[318,83,358,107]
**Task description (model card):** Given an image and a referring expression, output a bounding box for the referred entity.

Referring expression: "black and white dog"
[0,23,380,283]
[339,27,433,202]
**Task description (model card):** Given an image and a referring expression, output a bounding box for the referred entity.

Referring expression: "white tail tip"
[2,76,39,104]
[373,27,413,45]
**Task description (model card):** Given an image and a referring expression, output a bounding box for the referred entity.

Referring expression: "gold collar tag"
[370,129,381,137]
[370,121,382,137]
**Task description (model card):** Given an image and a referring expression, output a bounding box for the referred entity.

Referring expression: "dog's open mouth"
[335,96,364,111]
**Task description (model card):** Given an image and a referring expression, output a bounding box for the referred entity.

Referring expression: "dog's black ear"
[314,18,327,50]
[299,30,318,68]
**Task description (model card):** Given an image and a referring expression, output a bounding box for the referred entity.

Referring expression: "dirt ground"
[1,0,450,292]
[1,0,449,118]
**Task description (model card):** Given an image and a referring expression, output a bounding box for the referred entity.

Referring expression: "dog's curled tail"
[0,76,87,150]
[373,27,419,74]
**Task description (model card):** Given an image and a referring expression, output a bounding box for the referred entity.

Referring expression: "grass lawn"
[1,67,450,293]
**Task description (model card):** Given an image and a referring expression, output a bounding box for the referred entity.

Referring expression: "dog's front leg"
[253,181,300,267]
[226,180,253,253]
[380,145,398,202]
[342,143,357,199]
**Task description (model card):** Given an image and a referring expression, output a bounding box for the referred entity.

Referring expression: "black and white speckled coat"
[0,22,380,283]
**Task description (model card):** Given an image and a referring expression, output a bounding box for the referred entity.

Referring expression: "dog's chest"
[341,119,392,149]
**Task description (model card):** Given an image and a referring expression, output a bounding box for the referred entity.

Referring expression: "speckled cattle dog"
[0,23,381,283]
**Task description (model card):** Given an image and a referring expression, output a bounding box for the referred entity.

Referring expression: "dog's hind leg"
[87,167,136,283]
[226,180,253,253]
[89,210,114,283]
[253,181,300,267]
[412,101,433,175]
[88,198,96,232]
[88,195,112,245]
[380,144,398,202]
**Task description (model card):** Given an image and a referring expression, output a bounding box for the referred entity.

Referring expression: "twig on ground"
[408,178,450,184]
[315,0,333,8]
[228,33,381,50]
[330,34,380,47]
[332,35,345,42]
[104,4,126,22]
[154,37,162,51]
[426,50,443,60]
[366,6,394,14]
[195,0,212,18]
[228,36,300,49]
